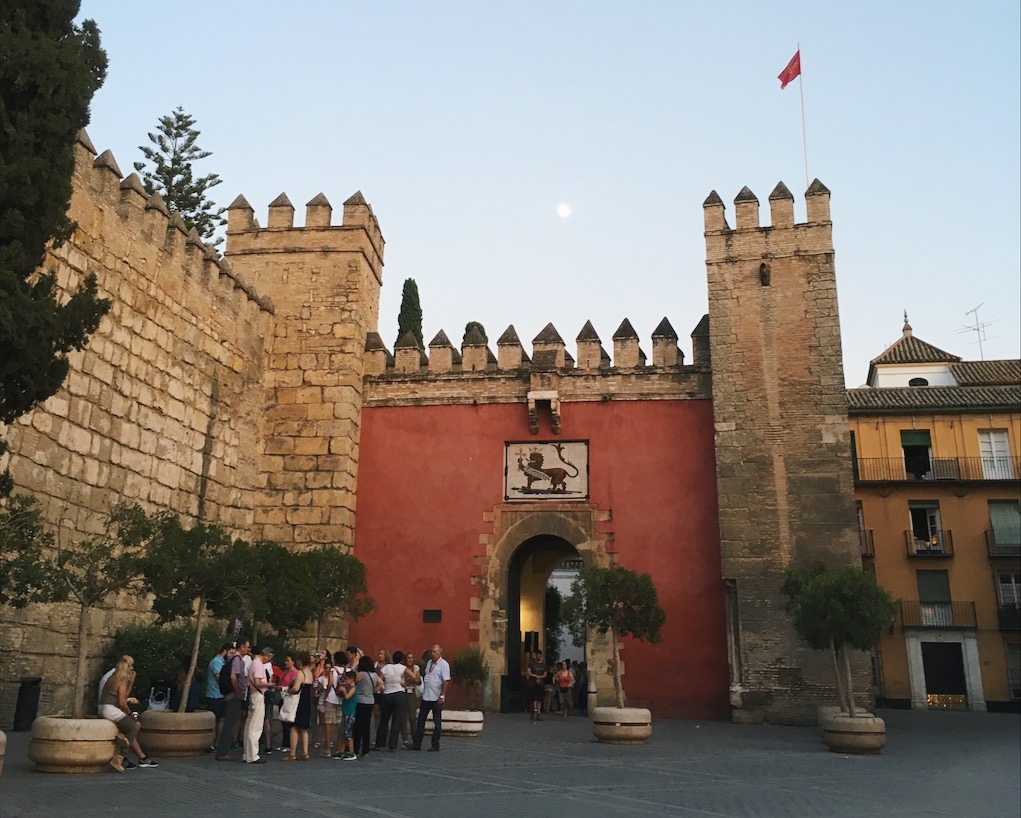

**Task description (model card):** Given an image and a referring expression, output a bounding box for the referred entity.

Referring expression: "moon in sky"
[556,203,571,218]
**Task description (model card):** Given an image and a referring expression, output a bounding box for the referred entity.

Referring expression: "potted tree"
[438,646,489,737]
[781,561,897,754]
[3,497,153,772]
[138,512,237,756]
[562,564,665,744]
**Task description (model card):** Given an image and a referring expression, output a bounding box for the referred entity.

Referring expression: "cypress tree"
[134,107,226,243]
[0,1,111,497]
[395,278,424,350]
[463,321,488,345]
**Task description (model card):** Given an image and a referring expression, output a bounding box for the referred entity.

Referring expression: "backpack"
[332,667,345,697]
[218,656,235,696]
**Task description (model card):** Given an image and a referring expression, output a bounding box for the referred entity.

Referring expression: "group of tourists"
[205,641,451,763]
[524,650,587,721]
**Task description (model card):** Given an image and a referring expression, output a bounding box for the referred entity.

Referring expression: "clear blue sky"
[77,1,1020,384]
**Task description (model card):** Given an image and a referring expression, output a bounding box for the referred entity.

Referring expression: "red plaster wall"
[351,398,729,719]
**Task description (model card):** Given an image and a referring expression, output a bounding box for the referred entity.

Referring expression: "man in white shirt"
[409,644,451,752]
[243,646,274,764]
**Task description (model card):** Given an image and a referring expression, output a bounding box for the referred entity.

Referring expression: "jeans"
[354,702,374,755]
[215,697,242,756]
[414,699,442,750]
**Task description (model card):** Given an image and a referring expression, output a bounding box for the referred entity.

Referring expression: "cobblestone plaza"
[2,710,1018,817]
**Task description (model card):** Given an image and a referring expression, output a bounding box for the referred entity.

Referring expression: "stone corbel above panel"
[527,389,561,435]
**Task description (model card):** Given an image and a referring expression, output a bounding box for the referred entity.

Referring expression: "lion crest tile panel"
[505,441,588,500]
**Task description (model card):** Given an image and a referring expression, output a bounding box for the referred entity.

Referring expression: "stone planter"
[590,706,652,744]
[27,716,118,773]
[424,709,484,737]
[139,709,215,757]
[818,710,886,755]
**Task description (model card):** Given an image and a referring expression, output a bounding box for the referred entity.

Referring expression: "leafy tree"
[463,321,487,345]
[544,584,563,662]
[299,546,375,646]
[47,503,153,717]
[562,564,665,709]
[133,107,226,243]
[395,278,424,350]
[450,646,489,710]
[227,539,316,641]
[142,512,238,713]
[781,561,896,718]
[0,2,111,496]
[0,494,53,607]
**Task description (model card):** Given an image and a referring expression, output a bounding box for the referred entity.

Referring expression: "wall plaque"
[504,440,589,501]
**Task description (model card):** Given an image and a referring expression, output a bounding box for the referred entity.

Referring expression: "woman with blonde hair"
[98,655,159,770]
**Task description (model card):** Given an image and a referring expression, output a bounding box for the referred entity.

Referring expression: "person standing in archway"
[525,649,546,721]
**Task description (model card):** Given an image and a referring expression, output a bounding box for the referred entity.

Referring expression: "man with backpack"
[205,643,234,751]
[214,640,250,761]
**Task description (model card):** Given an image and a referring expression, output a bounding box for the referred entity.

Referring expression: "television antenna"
[958,304,997,360]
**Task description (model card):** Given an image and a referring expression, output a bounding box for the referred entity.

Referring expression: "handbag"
[279,691,299,723]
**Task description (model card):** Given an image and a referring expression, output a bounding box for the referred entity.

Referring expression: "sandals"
[299,754,310,761]
[281,755,297,762]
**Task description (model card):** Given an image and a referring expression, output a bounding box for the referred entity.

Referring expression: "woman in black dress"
[283,651,314,761]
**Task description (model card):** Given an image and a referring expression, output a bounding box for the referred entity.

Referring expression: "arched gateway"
[474,504,615,712]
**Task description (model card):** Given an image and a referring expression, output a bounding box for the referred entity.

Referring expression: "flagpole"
[797,42,809,189]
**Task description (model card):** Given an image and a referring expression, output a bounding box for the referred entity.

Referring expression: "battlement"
[365,317,712,379]
[226,189,384,277]
[70,131,273,318]
[703,181,832,264]
[363,317,711,408]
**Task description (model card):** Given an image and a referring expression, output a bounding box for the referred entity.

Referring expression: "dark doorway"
[921,641,967,708]
[501,534,577,712]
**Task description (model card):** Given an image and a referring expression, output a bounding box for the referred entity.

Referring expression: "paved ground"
[1,709,1018,817]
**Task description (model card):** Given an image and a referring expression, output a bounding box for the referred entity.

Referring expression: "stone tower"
[225,191,384,550]
[704,181,865,723]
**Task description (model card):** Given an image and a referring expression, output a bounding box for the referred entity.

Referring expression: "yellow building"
[849,320,1021,711]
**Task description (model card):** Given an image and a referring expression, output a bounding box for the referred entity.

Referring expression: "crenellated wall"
[363,316,710,411]
[5,132,275,527]
[225,188,384,549]
[705,181,865,723]
[1,132,275,720]
[0,136,863,726]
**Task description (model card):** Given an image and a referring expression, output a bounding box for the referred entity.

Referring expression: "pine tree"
[395,278,424,349]
[0,1,111,497]
[134,107,226,243]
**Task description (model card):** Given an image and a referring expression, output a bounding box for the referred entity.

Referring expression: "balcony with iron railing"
[986,529,1021,558]
[855,456,1020,483]
[858,528,875,557]
[998,605,1021,631]
[904,529,954,558]
[900,600,976,629]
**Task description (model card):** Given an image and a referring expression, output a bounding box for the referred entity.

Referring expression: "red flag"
[778,50,801,89]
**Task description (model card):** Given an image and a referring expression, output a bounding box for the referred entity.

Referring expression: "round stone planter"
[424,709,484,737]
[818,711,886,755]
[590,706,652,745]
[139,709,215,757]
[27,717,118,773]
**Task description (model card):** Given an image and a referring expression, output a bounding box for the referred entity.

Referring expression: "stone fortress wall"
[1,133,273,720]
[704,182,867,723]
[0,126,859,725]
